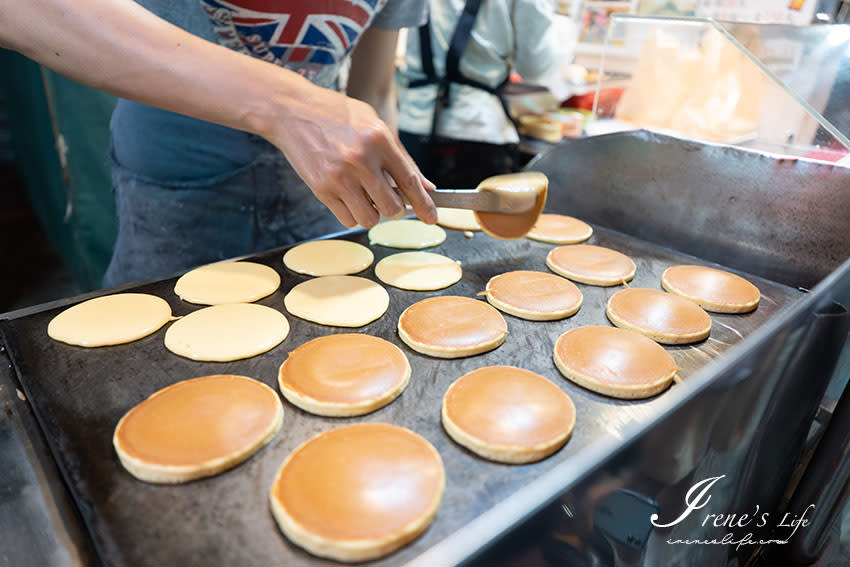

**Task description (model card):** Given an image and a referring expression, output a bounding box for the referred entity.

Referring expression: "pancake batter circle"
[546,244,636,286]
[397,296,508,358]
[278,334,411,416]
[607,288,711,344]
[442,366,576,463]
[436,207,481,231]
[483,270,582,321]
[269,423,444,563]
[368,219,446,249]
[553,326,678,399]
[374,252,462,291]
[527,214,593,244]
[661,265,760,313]
[283,239,374,276]
[164,303,290,361]
[174,261,280,305]
[113,374,283,483]
[47,293,171,347]
[284,276,389,327]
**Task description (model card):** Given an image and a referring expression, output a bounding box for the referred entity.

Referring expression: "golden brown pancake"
[474,172,548,240]
[278,334,410,416]
[397,296,508,358]
[517,115,563,143]
[607,288,711,344]
[553,326,678,398]
[546,244,636,286]
[269,423,444,563]
[48,293,172,347]
[483,270,582,321]
[442,366,576,463]
[527,214,593,244]
[113,375,283,483]
[661,265,760,313]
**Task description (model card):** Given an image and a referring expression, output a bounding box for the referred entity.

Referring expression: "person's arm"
[347,27,400,132]
[0,0,435,228]
[512,0,572,93]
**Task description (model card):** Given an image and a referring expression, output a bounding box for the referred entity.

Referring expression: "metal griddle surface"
[1,225,801,566]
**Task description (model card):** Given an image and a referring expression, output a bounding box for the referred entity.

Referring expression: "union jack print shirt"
[110,0,425,182]
[200,0,389,85]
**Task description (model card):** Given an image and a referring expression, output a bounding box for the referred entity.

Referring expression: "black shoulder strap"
[409,0,516,137]
[408,16,437,89]
[445,0,484,84]
[441,0,516,127]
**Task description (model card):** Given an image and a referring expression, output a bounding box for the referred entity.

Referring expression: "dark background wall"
[0,49,117,311]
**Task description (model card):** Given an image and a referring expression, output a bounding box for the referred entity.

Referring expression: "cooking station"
[2,130,850,566]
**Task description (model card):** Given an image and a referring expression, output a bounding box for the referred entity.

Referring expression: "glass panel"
[721,22,850,153]
[591,15,850,160]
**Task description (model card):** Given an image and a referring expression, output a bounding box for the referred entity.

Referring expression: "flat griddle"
[0,223,800,567]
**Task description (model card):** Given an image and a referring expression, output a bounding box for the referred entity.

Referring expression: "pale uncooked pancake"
[368,219,446,249]
[527,214,593,244]
[474,172,548,240]
[553,326,678,399]
[114,375,283,483]
[607,288,711,344]
[269,423,444,563]
[398,296,507,358]
[436,207,481,231]
[174,261,280,305]
[442,366,576,463]
[278,334,410,416]
[283,239,374,276]
[48,293,171,347]
[483,270,582,321]
[164,303,290,361]
[662,265,760,313]
[546,244,636,286]
[374,252,462,291]
[284,276,389,327]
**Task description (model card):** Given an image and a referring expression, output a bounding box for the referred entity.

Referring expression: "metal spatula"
[427,189,537,213]
[410,172,548,213]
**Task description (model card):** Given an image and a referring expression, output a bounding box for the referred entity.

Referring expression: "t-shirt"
[111,0,427,183]
[397,0,571,145]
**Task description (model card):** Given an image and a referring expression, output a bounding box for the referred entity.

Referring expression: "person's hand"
[264,82,436,229]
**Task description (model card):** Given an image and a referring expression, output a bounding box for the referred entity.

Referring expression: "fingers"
[312,158,381,228]
[380,136,437,224]
[313,181,378,228]
[340,184,380,228]
[320,196,357,229]
[419,172,436,192]
[358,164,405,219]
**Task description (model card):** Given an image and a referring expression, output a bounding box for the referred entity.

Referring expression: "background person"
[397,0,571,187]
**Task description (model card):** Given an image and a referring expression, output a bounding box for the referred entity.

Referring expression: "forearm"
[347,27,399,132]
[1,0,309,140]
[354,88,397,132]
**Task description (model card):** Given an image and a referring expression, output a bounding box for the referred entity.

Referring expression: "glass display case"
[590,16,850,160]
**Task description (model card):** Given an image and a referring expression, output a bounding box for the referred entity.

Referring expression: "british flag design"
[200,0,388,68]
